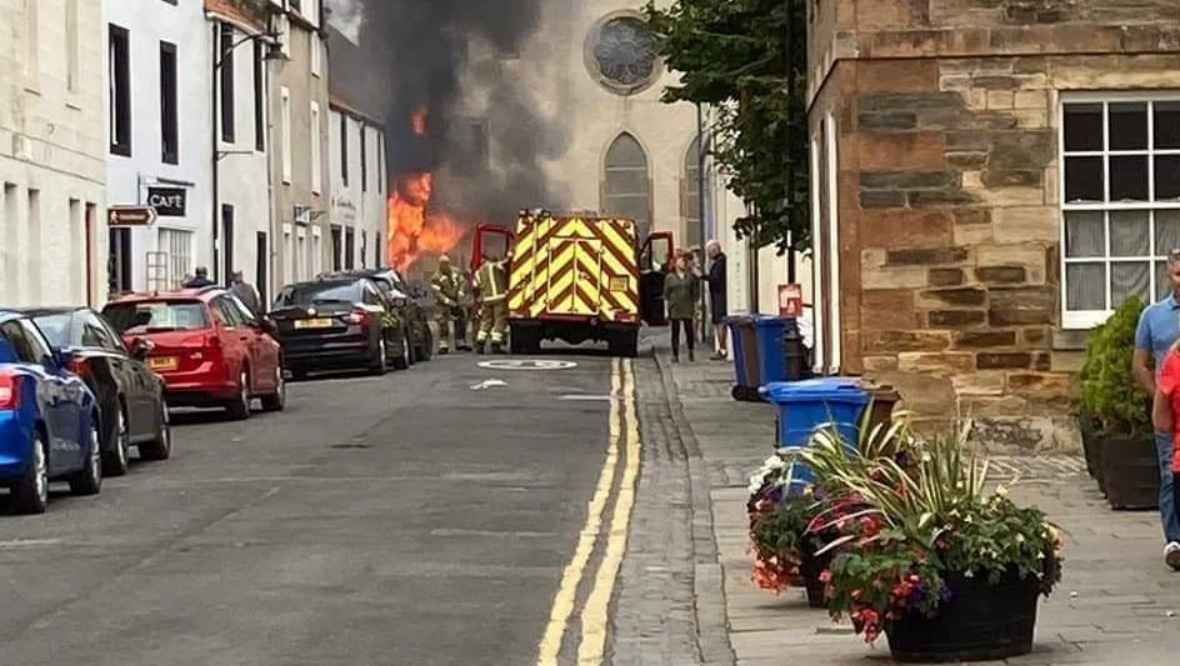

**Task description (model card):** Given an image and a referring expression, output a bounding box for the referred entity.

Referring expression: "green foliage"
[750,496,815,564]
[1079,296,1150,436]
[643,0,808,253]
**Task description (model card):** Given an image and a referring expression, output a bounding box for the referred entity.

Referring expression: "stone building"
[806,0,1180,449]
[450,0,812,317]
[106,0,213,295]
[0,0,106,307]
[329,96,387,270]
[268,0,331,289]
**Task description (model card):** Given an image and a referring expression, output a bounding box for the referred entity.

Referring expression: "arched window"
[683,136,703,248]
[603,133,651,237]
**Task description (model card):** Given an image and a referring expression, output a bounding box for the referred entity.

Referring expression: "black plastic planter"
[886,572,1040,663]
[800,549,832,609]
[1078,410,1102,484]
[1101,433,1159,510]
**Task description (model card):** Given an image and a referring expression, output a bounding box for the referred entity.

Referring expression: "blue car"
[0,310,102,514]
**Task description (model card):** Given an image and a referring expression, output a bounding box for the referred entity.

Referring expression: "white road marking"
[478,359,578,371]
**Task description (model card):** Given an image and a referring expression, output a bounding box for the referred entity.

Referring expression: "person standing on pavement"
[664,254,700,363]
[702,240,729,360]
[431,255,469,355]
[183,266,215,288]
[1134,251,1180,570]
[229,271,262,316]
[473,251,510,354]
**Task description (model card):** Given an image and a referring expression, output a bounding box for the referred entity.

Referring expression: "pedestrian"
[1134,250,1180,571]
[431,255,469,354]
[1154,344,1180,538]
[663,253,700,363]
[229,270,262,316]
[183,266,215,289]
[702,240,729,361]
[473,251,510,354]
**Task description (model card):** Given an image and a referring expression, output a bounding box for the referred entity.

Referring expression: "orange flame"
[386,156,467,273]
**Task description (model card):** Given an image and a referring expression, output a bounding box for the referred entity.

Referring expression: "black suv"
[319,269,432,363]
[269,278,413,378]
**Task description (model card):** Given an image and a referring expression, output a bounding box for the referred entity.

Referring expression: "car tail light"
[0,373,19,409]
[347,309,370,325]
[69,356,92,380]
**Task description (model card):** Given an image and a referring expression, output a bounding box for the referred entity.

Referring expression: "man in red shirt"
[1152,349,1180,508]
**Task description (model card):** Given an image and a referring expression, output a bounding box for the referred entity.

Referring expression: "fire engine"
[470,210,673,357]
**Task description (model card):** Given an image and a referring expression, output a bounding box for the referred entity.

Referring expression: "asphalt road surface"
[0,352,645,666]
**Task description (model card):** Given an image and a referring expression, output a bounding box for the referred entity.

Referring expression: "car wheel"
[226,370,252,420]
[261,365,286,412]
[11,431,49,514]
[369,338,389,375]
[139,397,172,461]
[102,403,130,477]
[69,418,103,496]
[393,331,411,370]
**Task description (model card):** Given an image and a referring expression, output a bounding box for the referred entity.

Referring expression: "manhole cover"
[477,359,578,371]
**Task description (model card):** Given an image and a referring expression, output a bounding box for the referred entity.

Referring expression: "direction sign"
[477,359,577,371]
[108,205,157,227]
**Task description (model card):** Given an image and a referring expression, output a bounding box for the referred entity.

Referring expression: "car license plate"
[295,318,334,329]
[148,356,179,372]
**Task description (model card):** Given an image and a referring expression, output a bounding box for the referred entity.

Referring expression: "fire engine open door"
[470,223,515,273]
[639,232,674,327]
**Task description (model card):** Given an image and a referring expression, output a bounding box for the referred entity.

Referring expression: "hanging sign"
[146,187,187,217]
[778,284,803,318]
[108,205,157,227]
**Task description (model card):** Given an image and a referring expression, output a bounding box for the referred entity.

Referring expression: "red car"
[102,287,285,420]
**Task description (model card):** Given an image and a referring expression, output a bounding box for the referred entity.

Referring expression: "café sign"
[147,187,187,217]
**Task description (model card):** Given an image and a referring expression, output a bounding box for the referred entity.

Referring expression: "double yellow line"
[535,358,641,666]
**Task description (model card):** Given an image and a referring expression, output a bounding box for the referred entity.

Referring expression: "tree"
[644,0,808,254]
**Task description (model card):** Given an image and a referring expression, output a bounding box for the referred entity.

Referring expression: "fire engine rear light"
[0,373,19,409]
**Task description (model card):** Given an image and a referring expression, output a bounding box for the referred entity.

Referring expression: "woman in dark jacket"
[664,254,701,362]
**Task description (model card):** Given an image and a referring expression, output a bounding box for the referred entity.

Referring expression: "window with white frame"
[311,101,322,194]
[280,87,292,184]
[310,32,321,77]
[1061,95,1180,329]
[158,228,193,288]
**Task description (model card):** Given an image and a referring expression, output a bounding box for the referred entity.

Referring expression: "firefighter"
[473,251,510,354]
[431,255,470,354]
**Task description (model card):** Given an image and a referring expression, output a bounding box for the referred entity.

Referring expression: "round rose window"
[586,16,660,95]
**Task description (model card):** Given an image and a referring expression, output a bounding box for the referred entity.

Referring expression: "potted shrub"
[798,418,1064,662]
[1077,322,1105,490]
[1081,296,1158,510]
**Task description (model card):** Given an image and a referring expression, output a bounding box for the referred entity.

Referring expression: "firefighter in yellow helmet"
[473,250,510,354]
[431,255,469,354]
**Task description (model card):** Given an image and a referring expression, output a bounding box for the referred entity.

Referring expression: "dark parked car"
[270,278,412,377]
[25,307,172,476]
[0,310,102,514]
[319,268,432,363]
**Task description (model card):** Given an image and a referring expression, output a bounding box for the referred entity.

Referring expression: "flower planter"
[1101,433,1159,510]
[800,548,832,609]
[885,571,1040,663]
[1078,410,1103,487]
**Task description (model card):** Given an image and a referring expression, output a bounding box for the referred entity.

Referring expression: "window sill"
[1052,328,1090,352]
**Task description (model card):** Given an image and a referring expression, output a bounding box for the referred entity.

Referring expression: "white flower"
[995,484,1009,497]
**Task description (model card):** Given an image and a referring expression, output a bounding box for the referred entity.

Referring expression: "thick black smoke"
[326,0,570,223]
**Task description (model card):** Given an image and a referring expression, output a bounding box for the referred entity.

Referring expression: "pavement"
[3,333,1180,666]
[642,334,1180,666]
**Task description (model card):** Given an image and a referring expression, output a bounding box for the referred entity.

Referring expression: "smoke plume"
[326,0,570,224]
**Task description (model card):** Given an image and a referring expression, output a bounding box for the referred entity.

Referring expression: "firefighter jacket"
[473,260,509,304]
[431,270,465,308]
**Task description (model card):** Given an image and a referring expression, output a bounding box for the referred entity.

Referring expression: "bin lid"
[752,316,794,330]
[760,378,869,404]
[725,315,755,326]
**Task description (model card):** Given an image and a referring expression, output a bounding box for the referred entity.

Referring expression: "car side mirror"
[130,337,154,361]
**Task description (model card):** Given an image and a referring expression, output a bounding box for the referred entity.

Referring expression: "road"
[0,353,648,666]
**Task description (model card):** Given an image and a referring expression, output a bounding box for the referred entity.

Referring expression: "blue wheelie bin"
[752,316,792,387]
[726,315,760,401]
[760,378,871,488]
